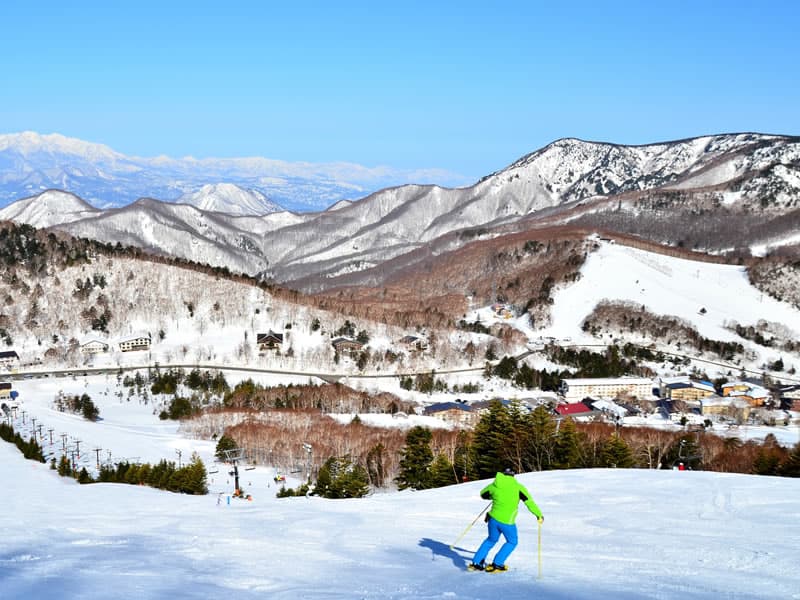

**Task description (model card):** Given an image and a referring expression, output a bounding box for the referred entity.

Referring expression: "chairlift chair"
[222,448,246,463]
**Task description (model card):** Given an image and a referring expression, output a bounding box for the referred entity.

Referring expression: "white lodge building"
[118,334,151,353]
[80,339,110,354]
[560,377,653,403]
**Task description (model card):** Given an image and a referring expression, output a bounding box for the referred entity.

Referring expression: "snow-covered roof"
[424,402,472,414]
[562,377,652,386]
[257,330,284,343]
[701,395,750,409]
[723,381,770,399]
[118,332,151,343]
[331,337,361,345]
[667,380,716,393]
[660,375,691,385]
[591,399,628,418]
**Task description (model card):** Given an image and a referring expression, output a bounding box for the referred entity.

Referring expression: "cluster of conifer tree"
[2,421,205,494]
[0,422,45,462]
[275,456,370,499]
[142,367,229,396]
[311,456,370,498]
[394,400,800,491]
[53,452,208,494]
[54,392,100,421]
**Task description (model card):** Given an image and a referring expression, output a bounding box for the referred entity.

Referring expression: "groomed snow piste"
[2,373,800,600]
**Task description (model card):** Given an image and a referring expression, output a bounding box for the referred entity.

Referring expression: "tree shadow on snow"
[418,538,471,571]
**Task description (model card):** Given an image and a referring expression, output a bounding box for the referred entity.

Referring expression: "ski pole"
[537,519,542,579]
[449,502,491,550]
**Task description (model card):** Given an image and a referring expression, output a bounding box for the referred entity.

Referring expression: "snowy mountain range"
[176,183,284,216]
[1,132,798,291]
[0,131,467,212]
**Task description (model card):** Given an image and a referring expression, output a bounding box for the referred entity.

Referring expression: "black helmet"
[503,467,515,476]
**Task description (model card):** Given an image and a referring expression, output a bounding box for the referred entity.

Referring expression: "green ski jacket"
[481,472,542,525]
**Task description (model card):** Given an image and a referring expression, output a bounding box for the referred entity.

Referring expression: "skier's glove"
[537,516,544,524]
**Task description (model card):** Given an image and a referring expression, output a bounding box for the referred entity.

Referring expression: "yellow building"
[721,382,750,396]
[700,396,751,420]
[666,381,717,401]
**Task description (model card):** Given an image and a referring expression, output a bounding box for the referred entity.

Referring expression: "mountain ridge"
[1,132,798,293]
[0,131,468,212]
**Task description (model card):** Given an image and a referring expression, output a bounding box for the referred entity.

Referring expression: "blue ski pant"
[473,516,518,567]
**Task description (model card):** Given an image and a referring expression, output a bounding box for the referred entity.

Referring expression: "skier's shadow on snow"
[418,538,470,570]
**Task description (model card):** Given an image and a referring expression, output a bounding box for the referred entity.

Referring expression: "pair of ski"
[467,563,508,573]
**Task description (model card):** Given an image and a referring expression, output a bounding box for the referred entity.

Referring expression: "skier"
[468,467,543,573]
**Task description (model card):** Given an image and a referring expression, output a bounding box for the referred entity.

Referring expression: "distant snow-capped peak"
[0,131,469,212]
[0,189,99,229]
[0,131,124,162]
[176,183,284,216]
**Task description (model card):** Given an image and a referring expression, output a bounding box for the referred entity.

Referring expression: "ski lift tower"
[302,443,313,483]
[222,447,246,495]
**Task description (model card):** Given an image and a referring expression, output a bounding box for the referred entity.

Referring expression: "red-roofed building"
[555,402,595,417]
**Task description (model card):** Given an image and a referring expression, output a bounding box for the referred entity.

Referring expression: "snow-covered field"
[3,374,800,599]
[3,420,800,599]
[5,374,456,473]
[543,243,800,361]
[464,242,800,380]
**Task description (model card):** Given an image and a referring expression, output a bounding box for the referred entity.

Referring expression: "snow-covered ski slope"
[2,375,800,599]
[2,441,799,600]
[540,242,800,362]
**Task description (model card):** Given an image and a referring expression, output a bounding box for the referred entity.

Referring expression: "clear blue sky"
[1,0,797,179]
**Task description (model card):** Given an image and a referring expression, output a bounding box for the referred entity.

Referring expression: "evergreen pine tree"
[504,401,531,474]
[337,461,369,498]
[753,447,783,475]
[158,460,176,490]
[215,435,238,460]
[429,454,457,488]
[137,463,152,485]
[553,418,582,469]
[98,463,115,482]
[523,406,556,472]
[125,464,141,485]
[58,454,72,477]
[396,426,434,490]
[313,456,369,498]
[600,434,634,468]
[470,400,512,479]
[77,467,93,484]
[779,443,800,477]
[80,395,100,421]
[179,453,208,494]
[312,457,335,497]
